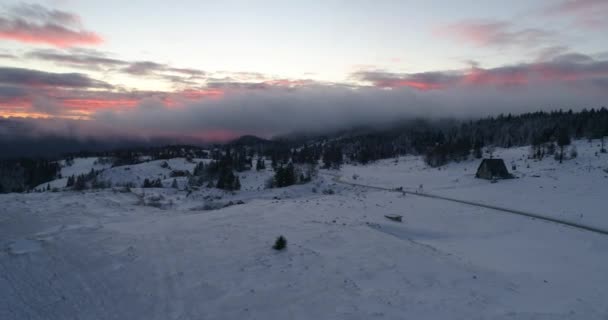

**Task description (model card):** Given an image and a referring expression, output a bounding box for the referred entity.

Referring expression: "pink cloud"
[60,98,139,111]
[463,67,530,86]
[0,5,102,47]
[434,20,552,48]
[178,88,224,100]
[354,54,608,90]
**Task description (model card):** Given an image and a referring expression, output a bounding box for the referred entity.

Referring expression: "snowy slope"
[2,182,608,319]
[34,157,112,191]
[2,140,608,319]
[340,139,608,228]
[60,157,111,177]
[98,158,203,187]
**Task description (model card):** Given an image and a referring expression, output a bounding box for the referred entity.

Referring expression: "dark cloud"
[352,70,460,90]
[207,78,320,90]
[119,61,208,78]
[216,71,267,81]
[206,81,269,90]
[167,67,206,77]
[119,61,207,85]
[0,85,27,103]
[8,3,81,26]
[0,3,102,47]
[26,49,127,70]
[121,61,166,76]
[23,49,208,85]
[0,67,112,89]
[549,53,594,64]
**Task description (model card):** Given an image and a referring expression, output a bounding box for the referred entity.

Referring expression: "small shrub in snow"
[322,188,335,195]
[273,236,287,251]
[170,170,189,177]
[117,185,131,193]
[91,178,110,189]
[142,178,162,188]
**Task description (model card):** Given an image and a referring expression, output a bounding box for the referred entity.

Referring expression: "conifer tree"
[234,176,241,190]
[557,127,571,163]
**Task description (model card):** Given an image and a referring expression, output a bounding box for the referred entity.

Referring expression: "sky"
[0,0,607,141]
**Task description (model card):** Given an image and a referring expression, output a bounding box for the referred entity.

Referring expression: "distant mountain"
[229,135,272,146]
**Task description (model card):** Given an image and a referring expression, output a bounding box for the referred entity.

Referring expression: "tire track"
[324,172,608,236]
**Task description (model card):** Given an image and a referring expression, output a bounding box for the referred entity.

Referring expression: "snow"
[2,139,608,319]
[34,157,111,191]
[340,139,608,229]
[6,239,43,255]
[60,157,111,177]
[98,158,203,187]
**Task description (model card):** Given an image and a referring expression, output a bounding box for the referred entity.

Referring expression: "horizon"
[1,107,604,159]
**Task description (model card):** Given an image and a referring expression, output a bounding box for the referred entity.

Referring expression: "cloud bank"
[0,3,102,47]
[1,52,607,141]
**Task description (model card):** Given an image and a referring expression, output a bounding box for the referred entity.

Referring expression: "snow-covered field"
[341,139,608,229]
[34,157,113,191]
[2,139,608,319]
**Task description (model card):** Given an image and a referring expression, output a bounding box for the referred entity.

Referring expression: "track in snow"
[324,172,608,236]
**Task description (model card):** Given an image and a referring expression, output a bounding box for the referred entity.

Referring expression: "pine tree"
[171,178,178,189]
[233,176,241,190]
[66,175,75,187]
[557,127,571,163]
[473,141,483,159]
[74,175,86,190]
[153,179,162,188]
[602,124,608,153]
[256,158,266,171]
[216,173,225,189]
[284,163,295,186]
